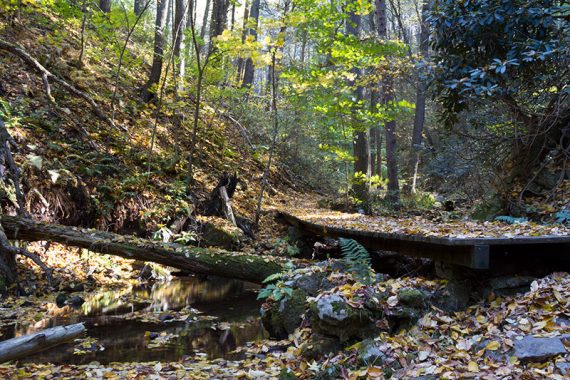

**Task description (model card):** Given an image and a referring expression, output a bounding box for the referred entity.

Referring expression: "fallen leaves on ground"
[284,205,570,239]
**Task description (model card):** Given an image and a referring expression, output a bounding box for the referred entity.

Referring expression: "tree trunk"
[241,0,260,89]
[375,0,400,204]
[409,0,430,193]
[141,0,169,103]
[99,0,111,13]
[347,1,370,209]
[210,0,228,41]
[235,0,250,83]
[134,0,145,15]
[0,215,285,283]
[200,0,211,40]
[173,0,187,57]
[0,323,85,364]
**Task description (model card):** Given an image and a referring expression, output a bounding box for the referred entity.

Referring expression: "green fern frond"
[339,238,373,284]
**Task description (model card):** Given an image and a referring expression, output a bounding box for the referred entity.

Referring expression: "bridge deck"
[280,212,570,269]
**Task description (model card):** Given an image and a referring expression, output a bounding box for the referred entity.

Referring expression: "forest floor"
[1,198,570,379]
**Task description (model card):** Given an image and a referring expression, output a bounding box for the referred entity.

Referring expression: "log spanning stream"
[0,277,267,364]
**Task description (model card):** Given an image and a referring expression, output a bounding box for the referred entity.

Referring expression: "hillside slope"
[0,6,301,237]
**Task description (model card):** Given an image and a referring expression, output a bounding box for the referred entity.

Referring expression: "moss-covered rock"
[309,293,380,341]
[261,288,307,339]
[397,288,426,309]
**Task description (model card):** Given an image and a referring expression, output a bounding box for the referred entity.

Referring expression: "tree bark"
[375,0,400,204]
[173,0,187,57]
[134,0,145,15]
[200,0,211,40]
[235,0,250,83]
[347,1,370,209]
[99,0,111,13]
[0,323,85,364]
[0,215,284,284]
[241,0,260,89]
[409,0,430,193]
[210,0,228,41]
[141,0,169,103]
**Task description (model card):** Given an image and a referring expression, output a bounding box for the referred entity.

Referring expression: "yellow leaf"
[486,341,501,350]
[468,361,479,372]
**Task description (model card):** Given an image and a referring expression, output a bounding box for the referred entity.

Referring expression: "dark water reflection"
[5,277,267,364]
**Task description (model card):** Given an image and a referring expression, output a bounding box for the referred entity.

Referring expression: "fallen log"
[0,215,284,283]
[0,323,85,363]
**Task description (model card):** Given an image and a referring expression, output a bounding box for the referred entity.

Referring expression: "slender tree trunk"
[376,0,400,204]
[173,0,187,57]
[230,2,236,30]
[134,0,145,15]
[200,0,211,40]
[77,0,88,67]
[241,0,260,89]
[255,51,279,227]
[173,0,187,90]
[347,1,370,210]
[141,0,169,103]
[410,0,430,193]
[209,0,228,41]
[99,0,111,13]
[235,0,250,83]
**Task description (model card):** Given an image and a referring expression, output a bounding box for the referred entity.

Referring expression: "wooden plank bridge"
[280,212,570,270]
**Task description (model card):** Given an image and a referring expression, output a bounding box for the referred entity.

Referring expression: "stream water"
[3,277,268,364]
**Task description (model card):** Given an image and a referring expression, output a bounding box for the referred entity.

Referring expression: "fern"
[339,238,374,284]
[495,215,528,224]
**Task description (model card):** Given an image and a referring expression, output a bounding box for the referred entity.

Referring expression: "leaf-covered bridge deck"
[279,208,570,269]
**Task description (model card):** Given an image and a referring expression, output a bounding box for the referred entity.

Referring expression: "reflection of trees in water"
[138,277,248,311]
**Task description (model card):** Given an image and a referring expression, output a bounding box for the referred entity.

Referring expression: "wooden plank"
[280,212,570,246]
[280,212,569,269]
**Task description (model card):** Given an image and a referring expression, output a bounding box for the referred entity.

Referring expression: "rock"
[299,333,341,360]
[66,296,85,308]
[435,279,472,312]
[397,288,426,309]
[487,275,535,296]
[357,338,386,366]
[309,293,379,341]
[472,339,506,361]
[73,283,85,292]
[291,272,330,297]
[556,362,570,375]
[512,336,568,362]
[261,289,307,339]
[200,218,245,250]
[149,332,160,340]
[56,293,67,308]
